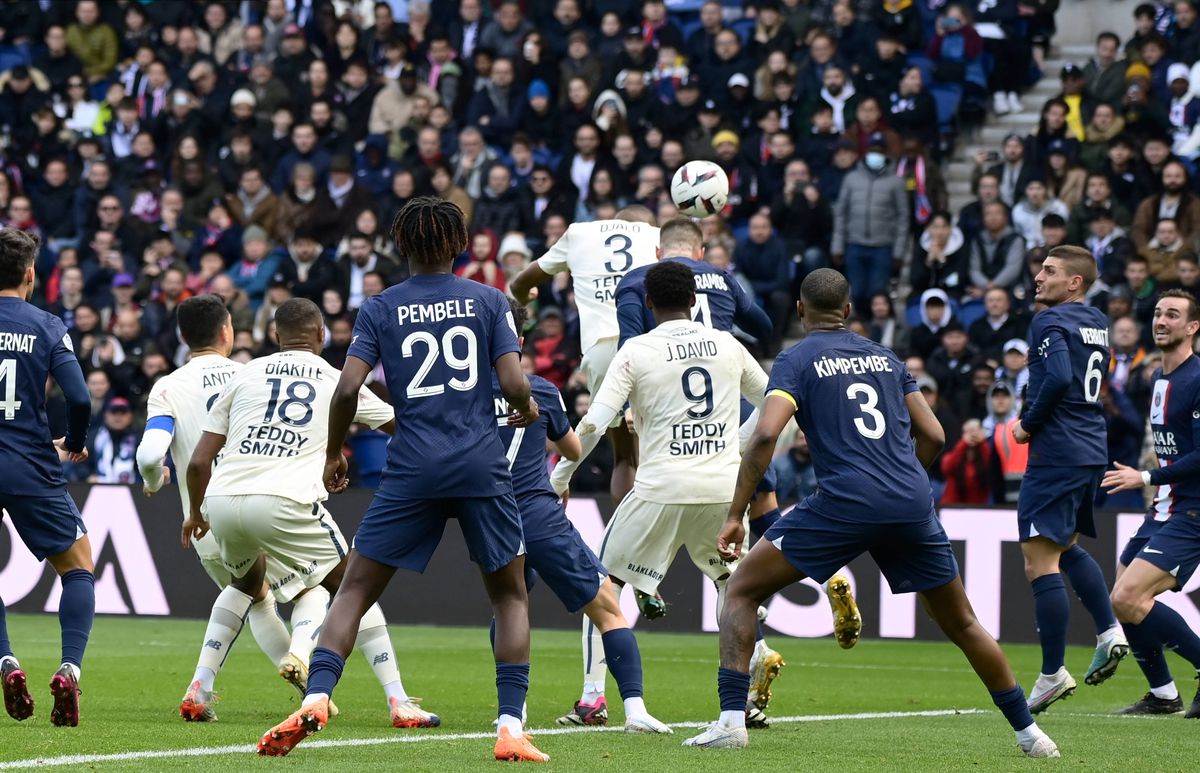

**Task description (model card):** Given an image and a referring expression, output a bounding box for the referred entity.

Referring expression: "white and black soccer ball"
[670,160,729,218]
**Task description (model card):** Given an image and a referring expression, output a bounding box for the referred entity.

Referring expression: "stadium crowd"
[0,0,1192,507]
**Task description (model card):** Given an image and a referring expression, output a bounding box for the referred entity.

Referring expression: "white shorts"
[581,337,621,428]
[191,529,293,592]
[202,494,348,603]
[597,491,747,595]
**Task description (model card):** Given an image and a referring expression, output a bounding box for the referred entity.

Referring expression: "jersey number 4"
[0,358,22,421]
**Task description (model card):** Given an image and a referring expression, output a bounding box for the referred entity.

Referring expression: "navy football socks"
[495,661,530,719]
[990,685,1034,731]
[307,647,345,698]
[601,628,644,699]
[1122,621,1175,690]
[1031,573,1069,674]
[1059,545,1118,635]
[1141,602,1200,669]
[0,597,12,660]
[718,667,751,713]
[749,508,780,539]
[58,569,94,668]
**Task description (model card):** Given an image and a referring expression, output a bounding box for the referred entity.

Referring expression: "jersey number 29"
[402,326,478,399]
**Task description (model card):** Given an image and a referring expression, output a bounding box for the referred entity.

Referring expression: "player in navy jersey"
[257,199,548,763]
[684,269,1059,758]
[1102,289,1200,718]
[0,229,94,727]
[491,300,670,734]
[1010,246,1128,714]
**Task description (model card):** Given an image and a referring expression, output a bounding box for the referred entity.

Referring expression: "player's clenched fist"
[323,454,350,494]
[717,517,746,560]
[507,396,539,428]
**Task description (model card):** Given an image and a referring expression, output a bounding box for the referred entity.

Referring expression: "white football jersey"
[536,219,659,352]
[145,354,242,521]
[592,320,768,504]
[204,350,393,504]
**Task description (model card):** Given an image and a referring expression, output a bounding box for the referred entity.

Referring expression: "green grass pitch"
[0,613,1196,771]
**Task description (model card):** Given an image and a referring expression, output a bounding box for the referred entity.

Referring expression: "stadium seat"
[930,83,963,131]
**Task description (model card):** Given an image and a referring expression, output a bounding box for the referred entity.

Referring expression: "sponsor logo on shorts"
[626,563,664,582]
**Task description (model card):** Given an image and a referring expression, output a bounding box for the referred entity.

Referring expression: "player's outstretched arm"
[509,263,552,305]
[184,431,226,548]
[905,391,946,470]
[721,395,793,559]
[496,351,538,425]
[554,428,583,461]
[136,417,175,495]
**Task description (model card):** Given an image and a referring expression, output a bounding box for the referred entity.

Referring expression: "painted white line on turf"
[0,709,986,769]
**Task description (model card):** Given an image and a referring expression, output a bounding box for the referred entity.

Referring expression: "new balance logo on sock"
[205,639,222,651]
[294,619,312,627]
[373,653,389,666]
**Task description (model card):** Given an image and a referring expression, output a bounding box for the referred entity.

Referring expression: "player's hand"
[143,466,171,497]
[53,437,88,464]
[559,488,570,506]
[717,517,746,561]
[324,454,350,494]
[1102,462,1146,493]
[509,396,539,427]
[1011,422,1030,444]
[181,513,208,548]
[624,408,636,435]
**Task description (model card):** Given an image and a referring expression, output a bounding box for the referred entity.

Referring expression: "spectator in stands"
[274,162,337,245]
[1096,379,1146,509]
[1172,0,1200,65]
[226,166,278,238]
[1131,159,1200,248]
[867,292,908,354]
[771,429,817,505]
[940,418,991,505]
[456,229,507,292]
[1042,140,1087,208]
[1085,31,1126,107]
[968,201,1027,297]
[910,210,967,300]
[1120,62,1171,140]
[831,131,909,314]
[1109,315,1150,395]
[1011,179,1068,247]
[1141,217,1194,283]
[928,319,978,397]
[1081,207,1135,289]
[982,380,1019,437]
[1103,134,1151,212]
[276,228,336,304]
[917,374,959,501]
[977,134,1035,208]
[524,305,579,391]
[1174,252,1200,293]
[1166,62,1200,157]
[927,5,986,103]
[968,286,1028,363]
[337,231,401,310]
[67,0,119,85]
[78,397,139,485]
[1080,103,1125,173]
[227,226,279,310]
[770,159,831,277]
[1068,173,1132,244]
[735,212,791,352]
[909,288,954,361]
[887,67,939,150]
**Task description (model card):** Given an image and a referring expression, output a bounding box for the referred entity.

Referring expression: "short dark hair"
[0,229,40,290]
[800,268,850,313]
[1097,31,1121,47]
[644,260,695,311]
[273,297,324,339]
[1160,288,1200,322]
[659,216,703,252]
[177,295,230,349]
[1046,245,1098,290]
[390,196,469,266]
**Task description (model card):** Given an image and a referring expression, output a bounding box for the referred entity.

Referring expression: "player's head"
[177,294,233,356]
[798,268,851,327]
[1035,245,1097,305]
[657,216,704,261]
[508,296,529,346]
[390,196,468,271]
[1153,288,1200,352]
[615,204,658,226]
[644,260,695,322]
[0,228,41,300]
[273,297,325,354]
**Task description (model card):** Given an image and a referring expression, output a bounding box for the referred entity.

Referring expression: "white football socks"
[247,596,291,666]
[1151,683,1180,700]
[623,696,648,719]
[719,709,745,729]
[356,602,409,705]
[1015,722,1044,747]
[580,617,607,703]
[288,586,331,664]
[193,585,253,690]
[497,713,524,736]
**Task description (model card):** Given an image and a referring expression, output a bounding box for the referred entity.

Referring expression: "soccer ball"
[671,160,729,218]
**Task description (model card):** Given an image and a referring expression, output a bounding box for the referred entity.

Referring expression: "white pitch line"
[0,709,986,769]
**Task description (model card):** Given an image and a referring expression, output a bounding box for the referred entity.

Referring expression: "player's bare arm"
[721,394,794,559]
[183,431,226,548]
[905,391,947,470]
[554,429,583,462]
[509,263,551,304]
[496,351,538,426]
[325,355,373,493]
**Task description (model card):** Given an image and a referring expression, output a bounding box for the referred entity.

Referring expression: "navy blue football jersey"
[615,256,756,345]
[0,296,79,495]
[1022,303,1110,466]
[1147,355,1200,517]
[347,274,521,497]
[492,374,571,534]
[766,329,932,521]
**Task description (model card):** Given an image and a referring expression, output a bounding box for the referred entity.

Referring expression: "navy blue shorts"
[1,493,86,561]
[763,505,959,594]
[525,520,607,613]
[353,488,524,575]
[1125,513,1200,590]
[1017,465,1103,546]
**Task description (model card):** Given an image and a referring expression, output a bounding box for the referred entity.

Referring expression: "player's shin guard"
[1031,574,1069,675]
[496,661,530,721]
[1140,602,1200,669]
[289,586,331,664]
[0,596,12,661]
[58,569,94,669]
[990,685,1035,731]
[1059,545,1118,635]
[1123,621,1176,691]
[601,628,643,700]
[581,618,607,700]
[248,596,291,666]
[305,647,345,701]
[195,586,253,689]
[355,603,407,702]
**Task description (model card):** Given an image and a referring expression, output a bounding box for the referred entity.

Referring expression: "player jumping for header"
[684,269,1059,758]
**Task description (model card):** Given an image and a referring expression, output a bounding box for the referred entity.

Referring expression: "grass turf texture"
[0,613,1196,771]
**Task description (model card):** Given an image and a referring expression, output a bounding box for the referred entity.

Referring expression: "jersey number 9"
[681,366,715,419]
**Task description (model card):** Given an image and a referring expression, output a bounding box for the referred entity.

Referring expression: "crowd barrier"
[3,485,1198,645]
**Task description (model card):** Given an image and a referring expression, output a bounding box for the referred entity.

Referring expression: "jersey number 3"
[604,234,633,273]
[846,383,886,439]
[0,358,22,421]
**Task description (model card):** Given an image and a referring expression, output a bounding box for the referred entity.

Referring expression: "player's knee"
[1109,584,1148,623]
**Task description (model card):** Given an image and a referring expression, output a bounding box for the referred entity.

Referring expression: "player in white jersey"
[510,206,659,504]
[134,296,295,721]
[572,260,768,696]
[182,298,439,730]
